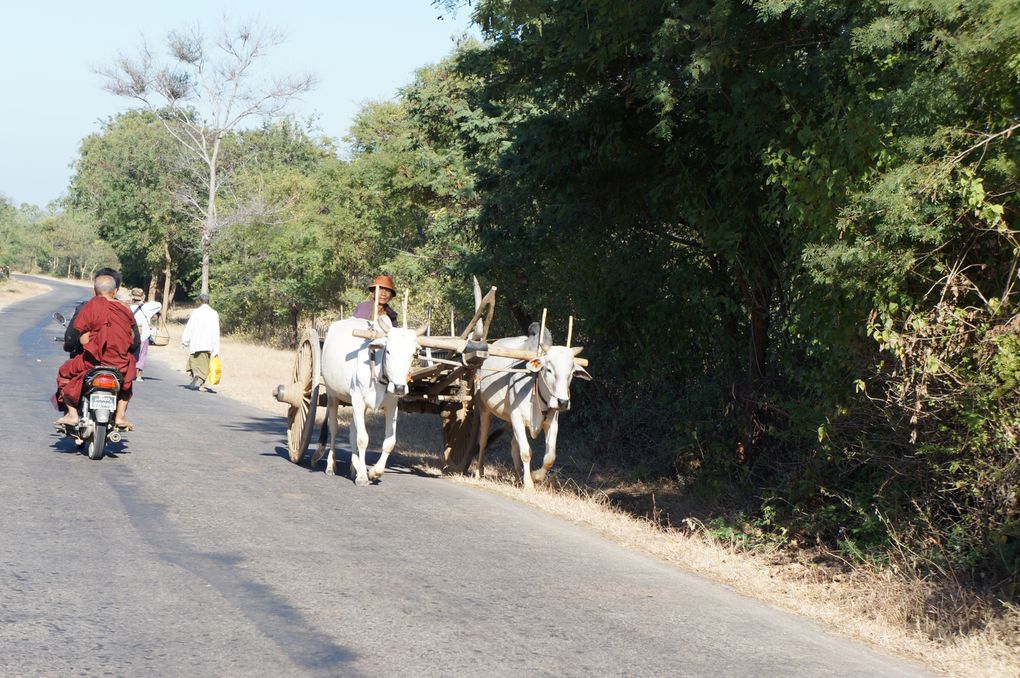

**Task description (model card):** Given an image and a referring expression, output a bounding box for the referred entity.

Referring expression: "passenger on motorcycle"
[54,274,140,430]
[63,267,123,358]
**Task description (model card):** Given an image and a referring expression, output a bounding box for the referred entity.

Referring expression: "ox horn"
[566,315,574,349]
[416,324,428,336]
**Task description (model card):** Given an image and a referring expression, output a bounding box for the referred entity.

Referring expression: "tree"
[68,110,193,308]
[446,0,1020,582]
[211,120,349,343]
[98,18,316,295]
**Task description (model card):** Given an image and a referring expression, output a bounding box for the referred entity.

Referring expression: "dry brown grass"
[0,277,52,310]
[143,312,1019,677]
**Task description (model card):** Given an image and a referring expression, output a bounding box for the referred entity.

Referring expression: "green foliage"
[0,198,118,277]
[68,109,195,290]
[45,0,1020,590]
[451,0,1020,587]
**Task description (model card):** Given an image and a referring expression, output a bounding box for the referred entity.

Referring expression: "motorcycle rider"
[63,267,124,358]
[54,273,140,430]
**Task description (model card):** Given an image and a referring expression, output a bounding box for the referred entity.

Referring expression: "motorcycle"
[52,312,126,460]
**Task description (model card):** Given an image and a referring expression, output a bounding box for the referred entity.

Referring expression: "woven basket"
[151,320,170,347]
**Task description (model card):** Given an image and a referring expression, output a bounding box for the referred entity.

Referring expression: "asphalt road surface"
[0,275,936,677]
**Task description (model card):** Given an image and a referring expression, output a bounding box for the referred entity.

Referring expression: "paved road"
[0,276,935,677]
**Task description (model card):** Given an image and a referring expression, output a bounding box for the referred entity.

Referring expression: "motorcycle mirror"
[52,312,66,326]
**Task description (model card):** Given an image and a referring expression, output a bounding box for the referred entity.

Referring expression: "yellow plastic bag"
[209,355,222,385]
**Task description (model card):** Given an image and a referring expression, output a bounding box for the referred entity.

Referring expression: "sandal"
[115,421,135,431]
[54,413,79,427]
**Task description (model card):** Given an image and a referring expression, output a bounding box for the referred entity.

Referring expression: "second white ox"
[312,317,422,486]
[475,328,590,490]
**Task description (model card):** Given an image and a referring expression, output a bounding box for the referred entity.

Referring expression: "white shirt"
[131,301,162,343]
[181,304,221,356]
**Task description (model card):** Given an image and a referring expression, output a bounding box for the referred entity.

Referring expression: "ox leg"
[474,409,491,480]
[532,412,559,485]
[509,410,535,490]
[369,400,397,481]
[510,437,522,478]
[349,396,370,486]
[324,396,339,476]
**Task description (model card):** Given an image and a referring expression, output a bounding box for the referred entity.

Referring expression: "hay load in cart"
[272,280,590,476]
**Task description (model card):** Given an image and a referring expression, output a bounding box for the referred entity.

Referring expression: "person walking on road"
[129,288,162,382]
[181,293,220,392]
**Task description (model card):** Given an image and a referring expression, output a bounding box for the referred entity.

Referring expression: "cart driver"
[353,275,398,326]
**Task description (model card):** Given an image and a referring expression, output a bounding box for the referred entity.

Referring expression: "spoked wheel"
[87,423,107,460]
[284,328,321,464]
[440,401,480,474]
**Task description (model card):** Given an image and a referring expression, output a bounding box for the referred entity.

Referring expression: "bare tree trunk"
[201,138,221,297]
[148,267,159,300]
[289,305,299,349]
[201,230,211,296]
[160,240,173,332]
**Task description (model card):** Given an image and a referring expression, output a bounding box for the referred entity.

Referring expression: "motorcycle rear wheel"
[87,423,107,460]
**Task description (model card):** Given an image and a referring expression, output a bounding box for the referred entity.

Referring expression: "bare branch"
[99,16,317,295]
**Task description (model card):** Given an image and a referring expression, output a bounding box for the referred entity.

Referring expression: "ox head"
[530,345,591,411]
[368,323,425,396]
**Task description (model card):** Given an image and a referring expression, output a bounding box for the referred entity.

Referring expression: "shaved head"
[94,275,117,295]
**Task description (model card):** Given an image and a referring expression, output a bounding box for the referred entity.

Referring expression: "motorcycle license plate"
[89,393,116,411]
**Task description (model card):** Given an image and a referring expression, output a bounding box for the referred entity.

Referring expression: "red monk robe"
[56,296,137,407]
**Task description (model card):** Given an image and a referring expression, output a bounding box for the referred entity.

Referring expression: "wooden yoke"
[414,334,590,368]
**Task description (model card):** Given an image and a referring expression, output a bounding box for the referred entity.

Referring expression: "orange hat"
[368,275,396,294]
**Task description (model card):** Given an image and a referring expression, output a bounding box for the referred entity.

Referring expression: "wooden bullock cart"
[273,285,539,473]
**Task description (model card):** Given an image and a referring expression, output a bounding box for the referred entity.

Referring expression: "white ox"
[475,329,590,490]
[311,317,421,486]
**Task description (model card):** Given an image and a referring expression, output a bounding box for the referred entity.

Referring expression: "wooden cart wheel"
[285,328,321,464]
[441,400,481,474]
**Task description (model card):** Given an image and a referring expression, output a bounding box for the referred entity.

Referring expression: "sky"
[0,1,476,208]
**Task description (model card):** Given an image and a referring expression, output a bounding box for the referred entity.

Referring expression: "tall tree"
[68,109,193,307]
[98,18,316,295]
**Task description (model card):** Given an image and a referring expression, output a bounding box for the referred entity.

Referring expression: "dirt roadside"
[0,276,54,310]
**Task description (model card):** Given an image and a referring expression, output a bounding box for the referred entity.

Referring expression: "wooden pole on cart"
[457,285,497,340]
[450,307,455,336]
[372,285,380,326]
[539,308,548,353]
[424,306,434,366]
[402,289,409,329]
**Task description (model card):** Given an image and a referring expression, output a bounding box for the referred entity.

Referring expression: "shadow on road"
[106,465,360,675]
[48,429,127,459]
[223,414,437,483]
